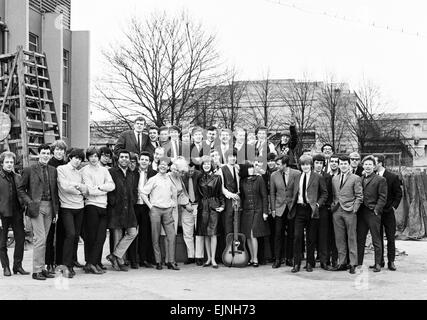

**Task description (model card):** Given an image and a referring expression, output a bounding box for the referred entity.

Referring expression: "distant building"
[0,0,90,148]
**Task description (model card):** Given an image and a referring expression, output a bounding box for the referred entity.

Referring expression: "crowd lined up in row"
[0,116,402,280]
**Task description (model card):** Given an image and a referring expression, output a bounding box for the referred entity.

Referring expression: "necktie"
[232,166,238,189]
[302,173,307,204]
[137,133,141,154]
[340,174,344,189]
[188,177,195,203]
[282,172,287,187]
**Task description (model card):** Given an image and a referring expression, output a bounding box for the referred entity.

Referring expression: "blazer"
[114,130,149,156]
[17,163,59,217]
[290,171,328,219]
[143,140,160,155]
[183,169,202,203]
[360,173,387,214]
[320,171,333,208]
[270,168,301,217]
[189,143,204,168]
[164,140,182,158]
[331,172,363,213]
[382,170,403,212]
[0,170,24,218]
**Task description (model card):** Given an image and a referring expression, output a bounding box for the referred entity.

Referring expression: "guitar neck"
[233,201,239,241]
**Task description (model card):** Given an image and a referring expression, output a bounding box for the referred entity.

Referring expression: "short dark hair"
[206,126,217,132]
[134,116,146,124]
[38,144,51,154]
[148,126,159,133]
[140,151,153,162]
[117,149,131,158]
[321,143,334,153]
[362,155,377,166]
[330,154,340,162]
[255,126,268,135]
[374,154,385,167]
[278,155,290,166]
[312,153,326,164]
[129,152,138,162]
[86,146,100,159]
[68,148,85,161]
[100,146,113,156]
[267,152,277,161]
[338,155,350,164]
[159,126,169,133]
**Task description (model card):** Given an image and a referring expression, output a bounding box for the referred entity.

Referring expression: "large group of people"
[0,116,403,280]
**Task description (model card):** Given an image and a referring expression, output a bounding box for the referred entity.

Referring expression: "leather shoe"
[3,267,11,277]
[373,264,381,272]
[98,263,107,270]
[285,259,293,267]
[291,265,300,273]
[32,272,46,280]
[306,263,313,272]
[370,262,385,268]
[46,264,56,275]
[106,254,120,271]
[166,262,180,270]
[388,261,396,271]
[184,258,195,265]
[320,263,328,270]
[13,266,30,275]
[118,262,129,272]
[84,264,103,275]
[73,261,84,268]
[41,269,55,278]
[156,263,163,270]
[280,258,286,265]
[349,265,356,274]
[139,261,154,268]
[130,263,139,269]
[327,264,347,271]
[195,259,204,266]
[272,260,281,269]
[95,264,106,273]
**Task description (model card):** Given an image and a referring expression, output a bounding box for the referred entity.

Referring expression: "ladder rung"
[27,130,60,137]
[26,96,54,104]
[26,119,58,126]
[25,73,49,81]
[27,107,56,114]
[28,143,42,147]
[23,50,46,58]
[24,61,47,69]
[25,84,52,92]
[0,95,19,101]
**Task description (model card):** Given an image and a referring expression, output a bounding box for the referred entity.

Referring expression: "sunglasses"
[350,158,360,161]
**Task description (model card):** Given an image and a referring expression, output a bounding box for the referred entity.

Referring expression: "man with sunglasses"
[349,152,363,177]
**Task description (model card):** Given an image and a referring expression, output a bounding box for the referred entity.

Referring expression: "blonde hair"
[171,156,189,173]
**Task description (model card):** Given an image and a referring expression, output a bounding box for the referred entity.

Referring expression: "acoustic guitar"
[222,198,249,267]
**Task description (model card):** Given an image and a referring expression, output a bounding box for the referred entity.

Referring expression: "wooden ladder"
[0,46,60,170]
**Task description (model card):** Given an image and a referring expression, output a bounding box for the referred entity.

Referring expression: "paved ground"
[1,239,427,300]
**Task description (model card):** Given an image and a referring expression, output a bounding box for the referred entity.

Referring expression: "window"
[63,49,70,83]
[29,33,39,52]
[62,104,69,138]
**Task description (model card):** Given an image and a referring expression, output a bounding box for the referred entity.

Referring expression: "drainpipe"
[0,20,8,54]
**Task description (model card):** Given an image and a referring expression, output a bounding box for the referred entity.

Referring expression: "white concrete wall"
[5,0,29,52]
[70,31,90,148]
[42,12,63,137]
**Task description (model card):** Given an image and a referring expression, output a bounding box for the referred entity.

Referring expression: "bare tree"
[278,77,317,155]
[316,76,353,152]
[94,11,223,127]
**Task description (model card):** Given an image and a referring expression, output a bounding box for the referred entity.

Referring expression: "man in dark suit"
[349,152,363,176]
[165,126,182,159]
[182,163,203,265]
[374,154,402,271]
[128,151,157,269]
[313,153,337,269]
[190,127,204,170]
[289,155,328,273]
[143,126,160,156]
[114,116,148,156]
[329,155,363,274]
[270,155,301,268]
[18,145,60,280]
[217,129,233,165]
[357,155,387,272]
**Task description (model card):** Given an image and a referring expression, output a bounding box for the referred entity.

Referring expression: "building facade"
[0,0,90,148]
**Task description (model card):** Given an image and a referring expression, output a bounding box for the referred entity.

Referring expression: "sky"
[71,0,427,118]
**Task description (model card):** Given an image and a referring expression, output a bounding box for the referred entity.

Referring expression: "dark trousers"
[54,210,65,265]
[328,211,338,265]
[357,205,382,266]
[61,208,84,267]
[84,205,107,265]
[381,210,396,263]
[274,209,294,261]
[318,206,332,265]
[222,198,234,235]
[128,204,155,264]
[0,215,25,269]
[45,222,55,265]
[293,204,318,267]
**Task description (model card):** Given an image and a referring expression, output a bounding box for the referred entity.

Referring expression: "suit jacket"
[320,171,333,208]
[331,172,363,213]
[143,140,160,155]
[270,168,301,217]
[217,142,233,164]
[114,130,149,156]
[17,163,59,217]
[351,165,364,177]
[182,170,202,203]
[164,140,182,158]
[290,171,328,219]
[190,143,204,169]
[382,170,402,212]
[360,173,387,214]
[0,170,24,218]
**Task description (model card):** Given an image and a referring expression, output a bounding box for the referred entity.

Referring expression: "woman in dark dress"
[196,156,225,268]
[239,163,270,267]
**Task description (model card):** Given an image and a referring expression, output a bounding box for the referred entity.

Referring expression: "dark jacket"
[183,169,202,203]
[143,140,160,156]
[275,125,298,167]
[320,171,333,208]
[114,130,149,156]
[382,170,402,212]
[17,163,59,217]
[360,173,387,214]
[107,167,139,229]
[0,170,23,218]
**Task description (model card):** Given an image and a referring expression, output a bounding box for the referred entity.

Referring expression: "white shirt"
[137,168,149,204]
[134,130,143,151]
[220,143,229,162]
[298,171,311,204]
[377,167,385,177]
